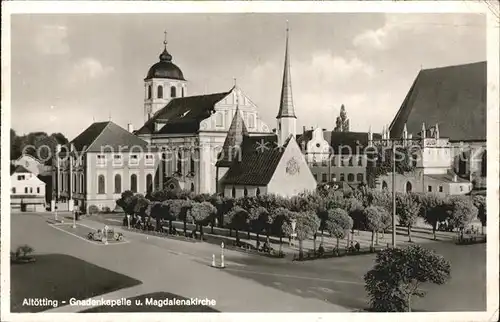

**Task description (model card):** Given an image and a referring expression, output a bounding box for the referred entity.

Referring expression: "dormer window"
[113,154,123,166]
[145,154,154,165]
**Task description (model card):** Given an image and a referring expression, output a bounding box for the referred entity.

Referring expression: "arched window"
[190,155,195,173]
[98,175,105,194]
[177,151,182,174]
[130,174,137,193]
[382,181,388,190]
[37,187,40,194]
[114,174,121,194]
[190,182,195,192]
[171,86,177,98]
[347,173,355,182]
[181,87,185,97]
[458,152,467,175]
[256,188,260,196]
[157,85,163,99]
[481,151,487,177]
[348,157,354,166]
[146,174,153,193]
[80,174,84,193]
[231,187,236,198]
[356,173,364,182]
[406,181,412,193]
[340,173,345,181]
[244,187,248,197]
[72,173,76,192]
[147,85,152,99]
[25,187,28,194]
[357,156,363,166]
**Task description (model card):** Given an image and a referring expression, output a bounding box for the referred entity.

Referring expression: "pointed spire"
[403,123,408,139]
[276,20,296,119]
[219,106,249,164]
[159,30,173,62]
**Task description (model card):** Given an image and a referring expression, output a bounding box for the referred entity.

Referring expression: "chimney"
[127,123,134,133]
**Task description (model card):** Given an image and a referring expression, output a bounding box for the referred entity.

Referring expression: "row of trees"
[115,186,486,259]
[10,129,69,163]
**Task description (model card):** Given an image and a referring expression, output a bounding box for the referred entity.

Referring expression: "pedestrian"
[355,241,360,252]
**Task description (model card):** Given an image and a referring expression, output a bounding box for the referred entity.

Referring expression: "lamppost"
[72,208,76,229]
[127,214,131,229]
[103,225,109,245]
[290,218,297,247]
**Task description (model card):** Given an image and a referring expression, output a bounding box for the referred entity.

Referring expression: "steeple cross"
[163,30,168,47]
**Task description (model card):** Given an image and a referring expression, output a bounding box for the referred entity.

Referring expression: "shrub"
[16,245,35,258]
[101,206,112,214]
[88,205,99,215]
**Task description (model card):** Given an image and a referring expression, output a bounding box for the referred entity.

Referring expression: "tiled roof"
[216,106,249,167]
[389,62,486,141]
[13,165,31,174]
[425,173,470,184]
[69,121,150,153]
[296,130,382,154]
[136,90,232,135]
[222,134,290,186]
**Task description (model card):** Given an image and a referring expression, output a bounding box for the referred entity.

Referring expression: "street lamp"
[290,218,297,247]
[72,208,76,229]
[127,214,131,229]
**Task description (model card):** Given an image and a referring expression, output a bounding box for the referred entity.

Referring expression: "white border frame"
[1,1,499,322]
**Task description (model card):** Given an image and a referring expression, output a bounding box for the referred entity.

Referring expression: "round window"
[169,184,175,190]
[316,143,321,148]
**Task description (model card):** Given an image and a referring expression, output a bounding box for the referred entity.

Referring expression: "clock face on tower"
[286,157,300,175]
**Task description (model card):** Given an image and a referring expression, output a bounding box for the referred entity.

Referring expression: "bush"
[88,205,99,215]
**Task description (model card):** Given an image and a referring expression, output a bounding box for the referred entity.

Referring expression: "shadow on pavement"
[81,292,220,312]
[11,254,142,312]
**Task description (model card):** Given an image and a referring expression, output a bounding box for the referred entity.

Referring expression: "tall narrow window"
[356,173,364,182]
[72,173,76,192]
[157,85,163,98]
[231,187,236,198]
[191,182,195,192]
[190,155,195,173]
[98,175,105,194]
[177,151,182,174]
[80,174,84,193]
[171,86,177,98]
[216,113,223,127]
[130,174,137,193]
[146,174,153,193]
[256,188,261,196]
[114,174,122,194]
[244,187,248,197]
[340,173,345,181]
[181,87,185,97]
[12,188,16,194]
[37,187,40,194]
[348,157,354,166]
[347,173,355,182]
[147,85,152,99]
[25,187,28,194]
[357,156,363,166]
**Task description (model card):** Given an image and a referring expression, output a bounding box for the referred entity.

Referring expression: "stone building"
[11,165,46,212]
[53,121,159,212]
[376,61,486,194]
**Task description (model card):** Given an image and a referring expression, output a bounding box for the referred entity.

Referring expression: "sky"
[10,13,486,140]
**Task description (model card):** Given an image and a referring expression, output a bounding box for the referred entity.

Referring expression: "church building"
[376,62,486,195]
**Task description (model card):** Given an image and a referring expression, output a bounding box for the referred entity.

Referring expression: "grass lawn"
[82,292,219,312]
[11,254,142,312]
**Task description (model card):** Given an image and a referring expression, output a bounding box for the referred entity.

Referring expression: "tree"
[396,193,421,242]
[116,191,137,224]
[343,197,365,235]
[227,206,249,243]
[248,206,270,248]
[169,199,193,236]
[189,202,217,239]
[134,194,150,224]
[149,201,168,232]
[419,193,449,240]
[473,195,486,234]
[448,196,478,234]
[271,207,290,253]
[364,244,451,312]
[364,206,390,249]
[284,210,320,260]
[325,208,353,251]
